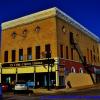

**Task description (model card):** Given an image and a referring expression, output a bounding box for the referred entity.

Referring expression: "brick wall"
[1,17,57,63]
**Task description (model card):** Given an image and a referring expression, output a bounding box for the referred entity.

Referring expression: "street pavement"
[3,84,100,100]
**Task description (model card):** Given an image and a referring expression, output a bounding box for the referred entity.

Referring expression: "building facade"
[1,7,100,88]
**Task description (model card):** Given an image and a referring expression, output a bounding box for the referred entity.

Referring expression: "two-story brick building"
[1,7,100,88]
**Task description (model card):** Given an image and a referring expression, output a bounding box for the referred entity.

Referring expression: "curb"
[32,84,99,95]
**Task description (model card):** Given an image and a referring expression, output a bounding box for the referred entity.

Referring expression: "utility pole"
[46,51,51,90]
[16,67,18,83]
[34,65,36,88]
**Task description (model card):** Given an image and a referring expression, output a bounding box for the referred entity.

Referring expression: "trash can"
[0,83,2,99]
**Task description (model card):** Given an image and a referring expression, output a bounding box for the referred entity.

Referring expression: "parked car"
[2,83,8,92]
[2,83,12,92]
[14,82,28,94]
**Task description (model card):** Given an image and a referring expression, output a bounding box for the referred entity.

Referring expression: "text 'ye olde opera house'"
[1,7,100,88]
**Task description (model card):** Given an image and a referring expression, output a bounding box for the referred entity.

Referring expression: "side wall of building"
[56,17,100,87]
[56,17,100,66]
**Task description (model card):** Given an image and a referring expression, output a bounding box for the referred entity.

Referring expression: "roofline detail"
[1,7,100,42]
[1,8,56,30]
[55,8,100,42]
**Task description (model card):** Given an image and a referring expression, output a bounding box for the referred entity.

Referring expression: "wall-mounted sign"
[2,59,55,67]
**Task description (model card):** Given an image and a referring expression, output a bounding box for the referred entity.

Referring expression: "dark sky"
[0,0,100,38]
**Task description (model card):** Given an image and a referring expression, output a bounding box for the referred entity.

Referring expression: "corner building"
[1,7,100,88]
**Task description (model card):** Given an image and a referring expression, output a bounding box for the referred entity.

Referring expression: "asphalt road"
[3,84,100,100]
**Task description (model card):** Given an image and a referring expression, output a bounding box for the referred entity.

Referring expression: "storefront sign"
[2,59,55,67]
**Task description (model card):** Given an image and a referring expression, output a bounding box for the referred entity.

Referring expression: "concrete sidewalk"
[32,84,99,95]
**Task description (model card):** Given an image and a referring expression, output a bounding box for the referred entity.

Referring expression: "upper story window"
[66,46,69,59]
[90,50,93,62]
[4,51,8,62]
[12,50,16,62]
[93,55,96,62]
[35,26,40,33]
[22,29,27,38]
[45,44,51,58]
[27,47,32,60]
[19,49,23,61]
[93,45,95,53]
[60,45,63,58]
[11,32,17,39]
[87,48,89,62]
[69,32,74,44]
[71,48,73,60]
[36,46,40,59]
[62,26,66,33]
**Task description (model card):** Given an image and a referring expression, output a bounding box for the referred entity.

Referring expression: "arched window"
[71,66,76,73]
[79,68,83,73]
[94,67,96,73]
[11,32,16,39]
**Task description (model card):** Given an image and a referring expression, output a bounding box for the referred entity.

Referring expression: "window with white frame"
[71,66,76,73]
[79,68,83,73]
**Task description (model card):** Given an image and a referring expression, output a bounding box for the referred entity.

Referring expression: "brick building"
[1,7,100,88]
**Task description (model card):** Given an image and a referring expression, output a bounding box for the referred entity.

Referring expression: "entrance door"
[35,72,55,88]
